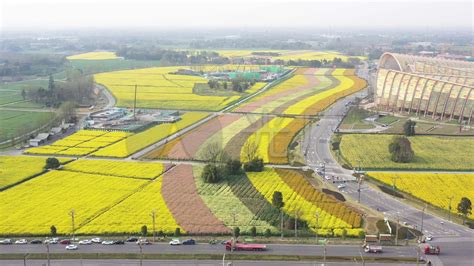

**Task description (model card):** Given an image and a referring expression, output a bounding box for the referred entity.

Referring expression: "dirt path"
[160,164,230,234]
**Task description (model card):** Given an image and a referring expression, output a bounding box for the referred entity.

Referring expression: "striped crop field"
[92,112,208,158]
[142,114,308,164]
[339,134,474,170]
[95,66,267,111]
[368,172,474,218]
[234,68,366,116]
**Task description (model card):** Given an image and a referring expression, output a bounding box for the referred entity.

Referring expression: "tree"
[50,225,57,236]
[403,120,416,136]
[174,227,181,237]
[233,227,240,238]
[272,191,285,209]
[45,157,60,169]
[388,136,414,163]
[264,228,272,238]
[250,226,257,237]
[272,191,285,238]
[141,225,148,236]
[457,197,472,224]
[21,89,26,100]
[243,158,264,172]
[58,101,76,123]
[201,164,221,183]
[225,159,241,175]
[242,139,258,162]
[48,74,55,93]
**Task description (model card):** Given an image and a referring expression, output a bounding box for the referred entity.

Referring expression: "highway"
[301,65,474,266]
[0,242,416,258]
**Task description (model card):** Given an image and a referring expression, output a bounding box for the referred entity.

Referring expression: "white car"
[337,184,346,189]
[0,239,12,245]
[78,240,92,245]
[15,239,28,245]
[91,238,102,243]
[65,244,78,250]
[426,235,433,241]
[101,240,114,245]
[44,238,59,244]
[169,239,181,246]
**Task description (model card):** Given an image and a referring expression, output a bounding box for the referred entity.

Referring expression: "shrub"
[45,157,60,169]
[226,159,242,175]
[264,228,272,238]
[50,225,57,236]
[250,226,257,237]
[141,225,148,236]
[243,158,264,172]
[201,164,221,183]
[233,227,241,238]
[174,227,181,237]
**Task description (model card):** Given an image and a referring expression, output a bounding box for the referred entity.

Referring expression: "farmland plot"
[368,172,474,218]
[339,134,474,170]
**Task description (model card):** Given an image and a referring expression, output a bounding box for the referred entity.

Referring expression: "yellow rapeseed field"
[0,156,71,189]
[368,172,474,218]
[78,178,182,234]
[0,170,147,235]
[63,159,167,179]
[66,51,119,60]
[92,112,208,158]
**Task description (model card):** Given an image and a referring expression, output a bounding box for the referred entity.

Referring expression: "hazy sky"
[0,0,472,31]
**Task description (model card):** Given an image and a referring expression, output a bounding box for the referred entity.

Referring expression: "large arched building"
[375,53,474,123]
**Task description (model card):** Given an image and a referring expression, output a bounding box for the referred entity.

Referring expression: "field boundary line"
[76,165,176,229]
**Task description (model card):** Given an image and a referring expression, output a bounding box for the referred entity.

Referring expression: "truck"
[424,245,440,255]
[225,240,266,251]
[364,245,383,253]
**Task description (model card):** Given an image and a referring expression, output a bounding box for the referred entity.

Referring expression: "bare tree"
[198,142,228,162]
[242,139,259,162]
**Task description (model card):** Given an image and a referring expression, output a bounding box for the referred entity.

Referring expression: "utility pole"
[391,176,399,190]
[395,212,400,246]
[45,243,50,266]
[69,209,75,241]
[151,209,156,243]
[357,175,363,203]
[280,210,283,239]
[315,211,320,245]
[133,84,138,120]
[138,242,143,266]
[420,204,427,235]
[447,196,454,221]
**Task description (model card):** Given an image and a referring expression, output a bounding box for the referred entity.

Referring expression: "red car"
[60,239,71,245]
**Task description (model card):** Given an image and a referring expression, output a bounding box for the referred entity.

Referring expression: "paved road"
[301,66,474,266]
[0,259,408,266]
[0,242,416,258]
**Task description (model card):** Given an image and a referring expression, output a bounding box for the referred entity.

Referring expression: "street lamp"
[447,196,454,221]
[151,209,156,242]
[69,209,75,241]
[315,211,320,244]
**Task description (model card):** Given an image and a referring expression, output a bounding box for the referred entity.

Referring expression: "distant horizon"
[1,0,472,32]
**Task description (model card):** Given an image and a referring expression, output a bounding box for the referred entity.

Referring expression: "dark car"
[182,239,195,245]
[114,240,125,245]
[59,239,71,245]
[30,239,42,244]
[126,237,139,243]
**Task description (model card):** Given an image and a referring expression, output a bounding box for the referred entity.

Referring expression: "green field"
[0,110,56,142]
[339,134,474,170]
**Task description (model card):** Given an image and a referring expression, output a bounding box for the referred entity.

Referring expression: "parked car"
[91,238,102,243]
[78,240,92,245]
[30,239,42,244]
[114,240,125,245]
[65,244,78,250]
[169,239,181,245]
[15,239,28,245]
[59,239,71,245]
[337,184,346,189]
[126,237,139,243]
[182,239,196,245]
[101,240,115,245]
[137,239,151,245]
[0,239,12,245]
